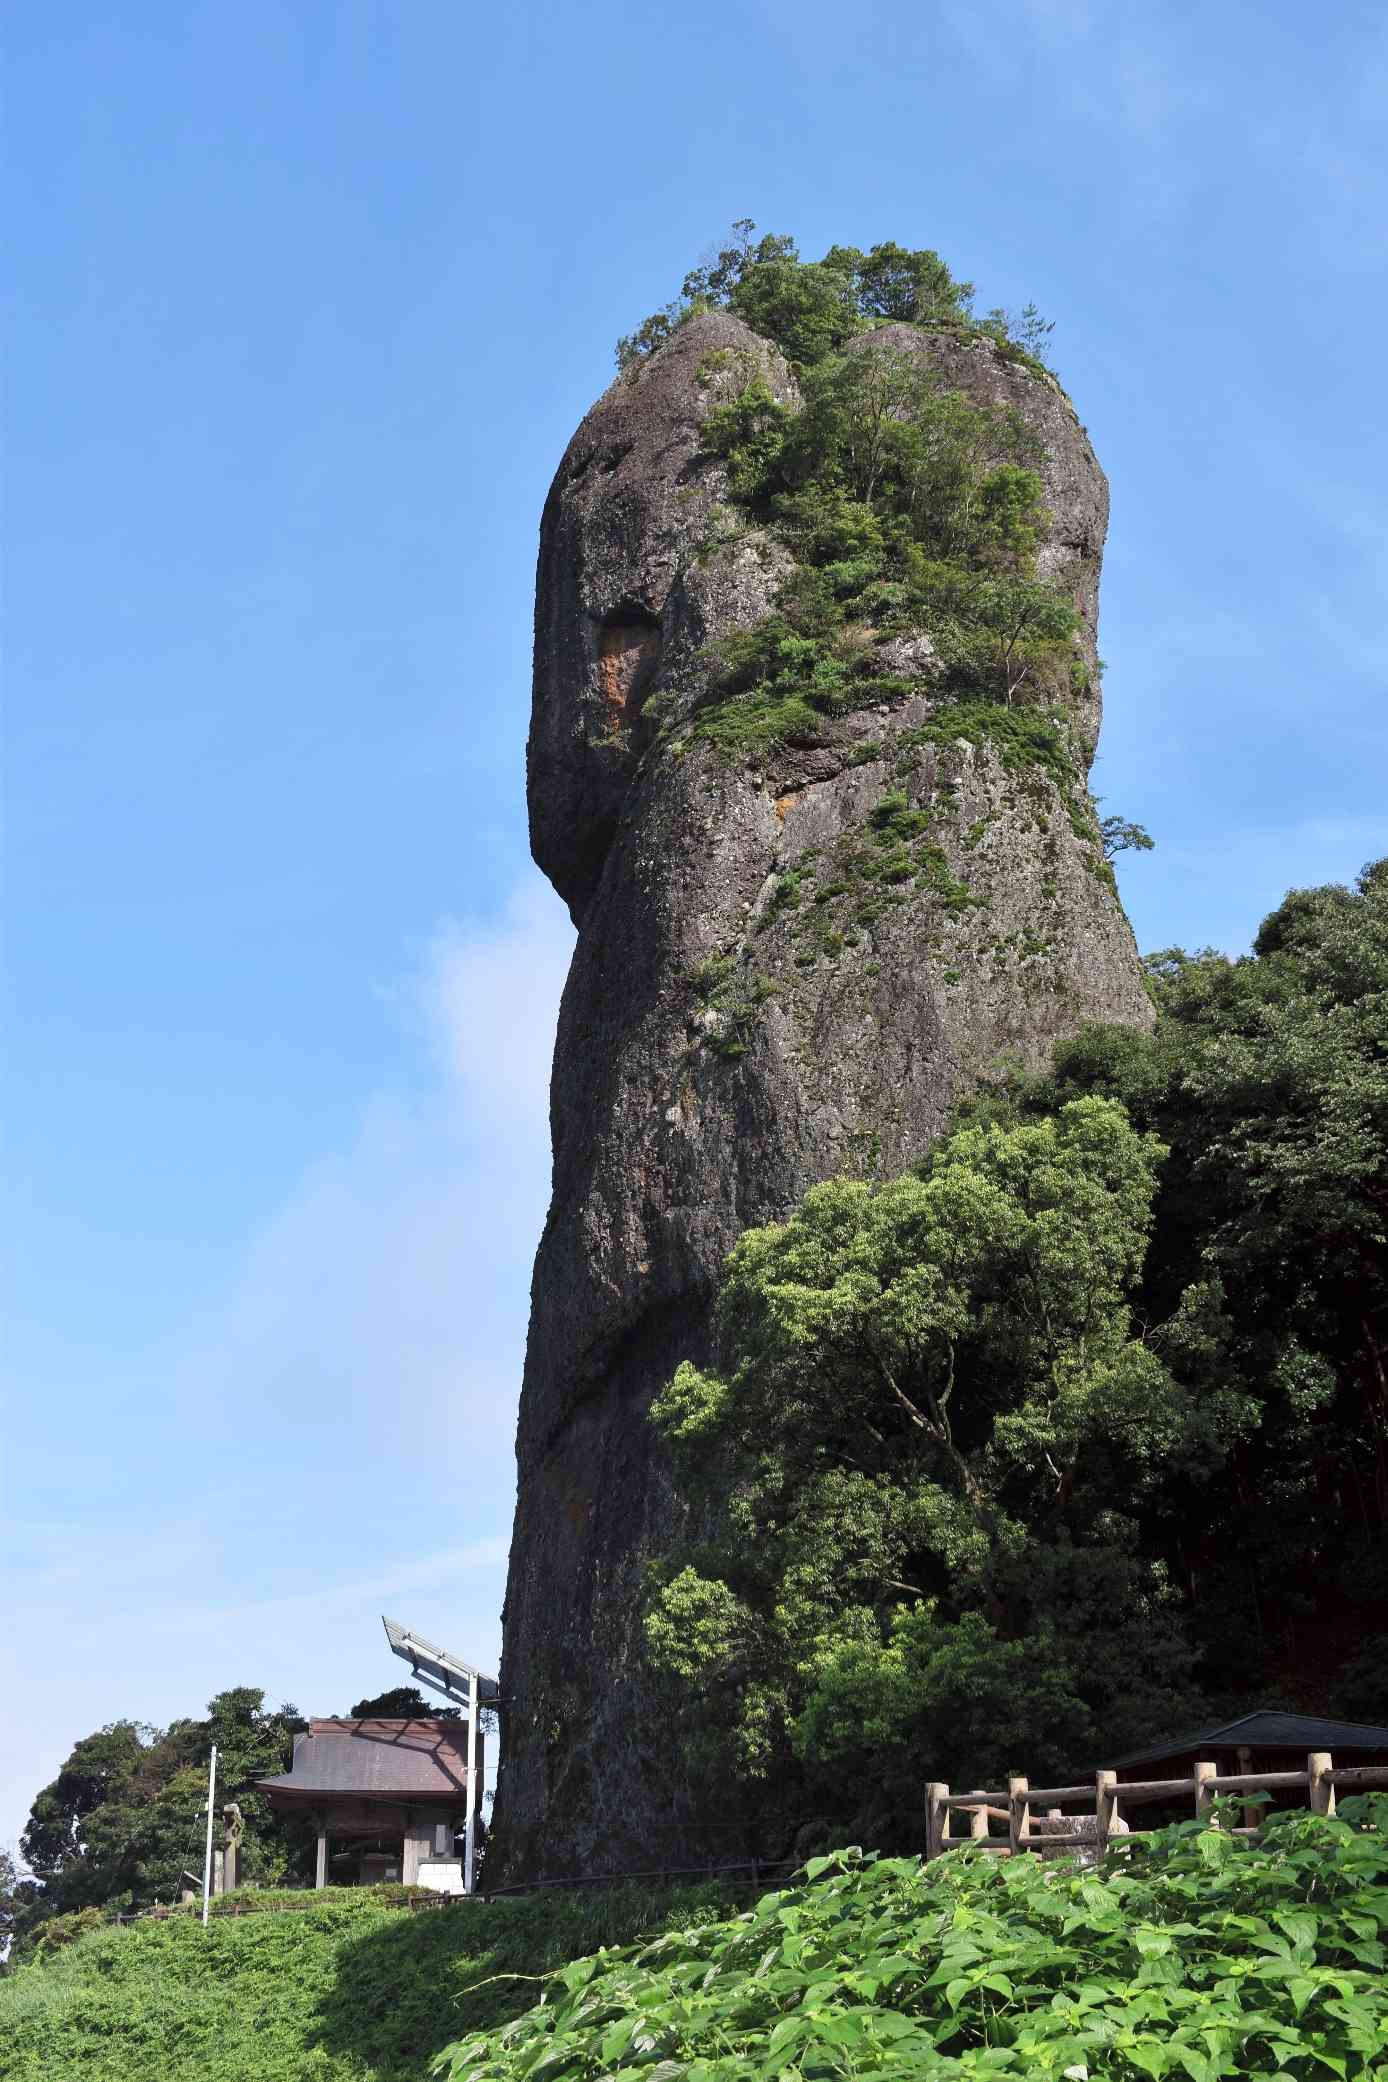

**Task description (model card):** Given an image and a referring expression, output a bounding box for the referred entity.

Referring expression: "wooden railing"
[925,1752,1388,1862]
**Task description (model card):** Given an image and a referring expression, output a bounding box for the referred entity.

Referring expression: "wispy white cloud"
[426,874,574,1119]
[2,875,574,1849]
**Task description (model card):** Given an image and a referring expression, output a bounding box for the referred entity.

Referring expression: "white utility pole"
[463,1671,478,1894]
[200,1745,218,1927]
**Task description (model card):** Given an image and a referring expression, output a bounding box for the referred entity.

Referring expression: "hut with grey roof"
[259,1717,483,1891]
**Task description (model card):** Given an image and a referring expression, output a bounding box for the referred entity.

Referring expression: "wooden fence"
[925,1751,1388,1862]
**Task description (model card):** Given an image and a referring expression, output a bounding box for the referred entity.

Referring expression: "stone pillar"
[401,1814,432,1886]
[315,1821,330,1890]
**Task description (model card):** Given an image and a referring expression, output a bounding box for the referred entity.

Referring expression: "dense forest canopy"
[645,861,1388,1851]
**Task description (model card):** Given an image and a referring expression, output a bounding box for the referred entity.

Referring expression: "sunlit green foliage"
[616,221,999,376]
[620,226,1087,768]
[1100,815,1156,861]
[643,1098,1241,1819]
[687,351,1079,760]
[16,1690,310,1946]
[982,858,1388,1713]
[641,861,1387,1848]
[0,1881,731,2081]
[436,1800,1388,2082]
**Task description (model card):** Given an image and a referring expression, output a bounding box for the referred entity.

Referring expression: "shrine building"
[259,1717,482,1891]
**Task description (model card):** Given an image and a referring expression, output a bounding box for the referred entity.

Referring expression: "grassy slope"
[0,1883,729,2082]
[8,1809,1387,2082]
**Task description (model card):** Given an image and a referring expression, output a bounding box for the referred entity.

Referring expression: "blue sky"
[4,0,1385,1856]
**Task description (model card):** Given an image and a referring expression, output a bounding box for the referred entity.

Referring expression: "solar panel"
[381,1615,500,1708]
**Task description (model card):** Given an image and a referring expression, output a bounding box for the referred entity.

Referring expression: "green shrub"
[652,235,1082,771]
[615,223,986,377]
[0,1881,731,2081]
[436,1799,1388,2080]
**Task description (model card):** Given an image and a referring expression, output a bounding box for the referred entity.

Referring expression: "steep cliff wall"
[492,308,1153,1882]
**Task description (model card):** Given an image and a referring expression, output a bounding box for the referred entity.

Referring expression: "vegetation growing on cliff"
[616,221,1051,379]
[645,1096,1215,1812]
[621,225,1091,794]
[644,860,1388,1851]
[689,333,1078,763]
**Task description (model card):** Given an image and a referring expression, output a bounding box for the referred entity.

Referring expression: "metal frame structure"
[381,1617,497,1894]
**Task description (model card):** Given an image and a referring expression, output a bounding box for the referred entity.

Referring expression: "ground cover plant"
[437,1799,1388,2082]
[0,1880,729,2082]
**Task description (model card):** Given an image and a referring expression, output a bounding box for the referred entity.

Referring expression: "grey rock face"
[491,312,1154,1883]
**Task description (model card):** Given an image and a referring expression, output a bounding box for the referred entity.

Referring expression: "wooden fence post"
[969,1800,989,1842]
[1095,1769,1117,1854]
[1308,1751,1335,1817]
[926,1782,949,1861]
[1008,1776,1030,1855]
[1237,1744,1259,1833]
[1195,1760,1217,1826]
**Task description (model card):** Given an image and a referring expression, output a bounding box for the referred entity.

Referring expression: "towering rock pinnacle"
[491,309,1154,1882]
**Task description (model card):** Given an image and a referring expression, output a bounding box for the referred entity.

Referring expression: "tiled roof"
[258,1719,473,1803]
[1105,1710,1388,1770]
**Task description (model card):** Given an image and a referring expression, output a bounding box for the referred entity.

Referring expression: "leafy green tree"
[617,222,986,374]
[348,1684,461,1720]
[966,858,1388,1709]
[824,240,974,326]
[726,256,859,369]
[979,299,1058,370]
[641,868,1386,1840]
[644,1098,1240,1843]
[15,1688,307,1944]
[19,1721,152,1898]
[1100,813,1155,860]
[0,1846,39,1964]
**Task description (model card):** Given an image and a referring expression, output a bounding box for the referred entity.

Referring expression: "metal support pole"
[463,1669,478,1895]
[201,1746,218,1928]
